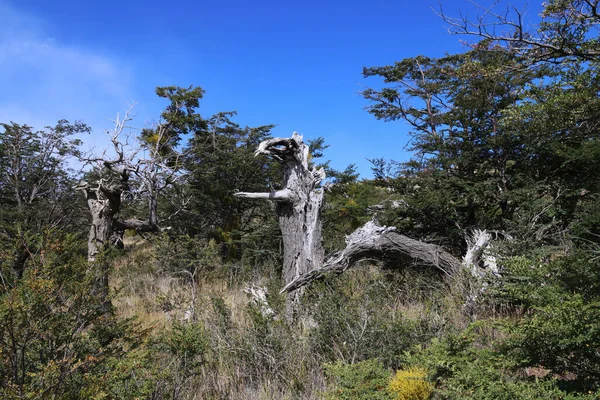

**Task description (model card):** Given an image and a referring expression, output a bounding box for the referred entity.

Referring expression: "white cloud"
[0,1,135,151]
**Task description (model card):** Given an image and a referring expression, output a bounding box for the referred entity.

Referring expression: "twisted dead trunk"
[236,133,493,316]
[282,220,461,293]
[235,133,325,316]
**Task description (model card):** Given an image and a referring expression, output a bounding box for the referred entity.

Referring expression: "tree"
[363,48,547,243]
[437,0,600,63]
[182,111,278,260]
[0,120,88,278]
[426,0,600,246]
[77,86,205,307]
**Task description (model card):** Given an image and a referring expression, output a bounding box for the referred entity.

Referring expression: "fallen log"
[281,220,461,293]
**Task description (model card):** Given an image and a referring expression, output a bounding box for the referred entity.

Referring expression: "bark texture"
[235,133,326,309]
[281,220,462,293]
[80,177,125,262]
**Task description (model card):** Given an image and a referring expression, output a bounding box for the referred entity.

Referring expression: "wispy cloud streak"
[0,1,134,136]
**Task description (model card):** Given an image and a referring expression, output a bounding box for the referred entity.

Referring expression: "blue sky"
[0,0,537,177]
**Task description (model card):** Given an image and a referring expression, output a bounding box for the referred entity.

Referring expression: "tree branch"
[234,189,295,202]
[281,220,461,293]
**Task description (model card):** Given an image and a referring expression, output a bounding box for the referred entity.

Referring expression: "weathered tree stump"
[235,132,325,316]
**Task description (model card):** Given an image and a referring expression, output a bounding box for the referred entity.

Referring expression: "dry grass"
[106,238,487,399]
[108,238,327,399]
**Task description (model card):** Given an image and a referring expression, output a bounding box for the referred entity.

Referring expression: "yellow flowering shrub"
[388,367,433,400]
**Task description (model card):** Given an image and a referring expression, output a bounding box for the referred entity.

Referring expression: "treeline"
[1,0,600,398]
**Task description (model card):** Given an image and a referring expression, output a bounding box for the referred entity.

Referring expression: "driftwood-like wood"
[236,133,496,313]
[463,229,492,277]
[281,220,462,293]
[235,133,325,313]
[244,286,275,318]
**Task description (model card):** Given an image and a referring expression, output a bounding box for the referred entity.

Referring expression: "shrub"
[0,233,145,399]
[323,359,393,400]
[404,330,599,400]
[388,367,432,400]
[498,254,600,390]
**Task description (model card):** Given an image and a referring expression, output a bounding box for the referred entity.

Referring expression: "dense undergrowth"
[2,232,599,399]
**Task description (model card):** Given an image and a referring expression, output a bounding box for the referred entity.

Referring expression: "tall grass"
[109,238,474,399]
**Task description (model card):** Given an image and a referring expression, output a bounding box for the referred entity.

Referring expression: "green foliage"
[0,120,89,276]
[181,111,280,261]
[362,18,600,251]
[498,254,600,390]
[155,321,208,371]
[405,331,596,400]
[140,85,206,153]
[362,48,549,248]
[0,233,144,399]
[323,359,393,400]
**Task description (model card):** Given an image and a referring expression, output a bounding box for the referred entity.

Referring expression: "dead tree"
[235,135,479,308]
[236,134,496,311]
[282,220,462,293]
[235,132,326,311]
[77,106,179,308]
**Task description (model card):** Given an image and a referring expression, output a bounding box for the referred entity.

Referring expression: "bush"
[323,359,393,400]
[388,367,432,400]
[404,329,598,400]
[0,233,145,399]
[498,254,600,390]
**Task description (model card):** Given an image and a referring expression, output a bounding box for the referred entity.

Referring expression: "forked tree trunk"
[235,133,325,315]
[77,107,175,311]
[78,177,124,311]
[77,170,160,311]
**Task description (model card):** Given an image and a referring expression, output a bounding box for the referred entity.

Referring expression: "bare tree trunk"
[78,179,124,311]
[235,133,325,317]
[78,175,161,310]
[84,185,122,262]
[281,220,462,293]
[236,134,494,316]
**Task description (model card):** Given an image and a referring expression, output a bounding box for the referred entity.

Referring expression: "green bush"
[405,329,598,400]
[498,254,600,390]
[0,233,145,399]
[323,359,393,400]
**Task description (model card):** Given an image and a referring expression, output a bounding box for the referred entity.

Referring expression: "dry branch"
[281,220,462,293]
